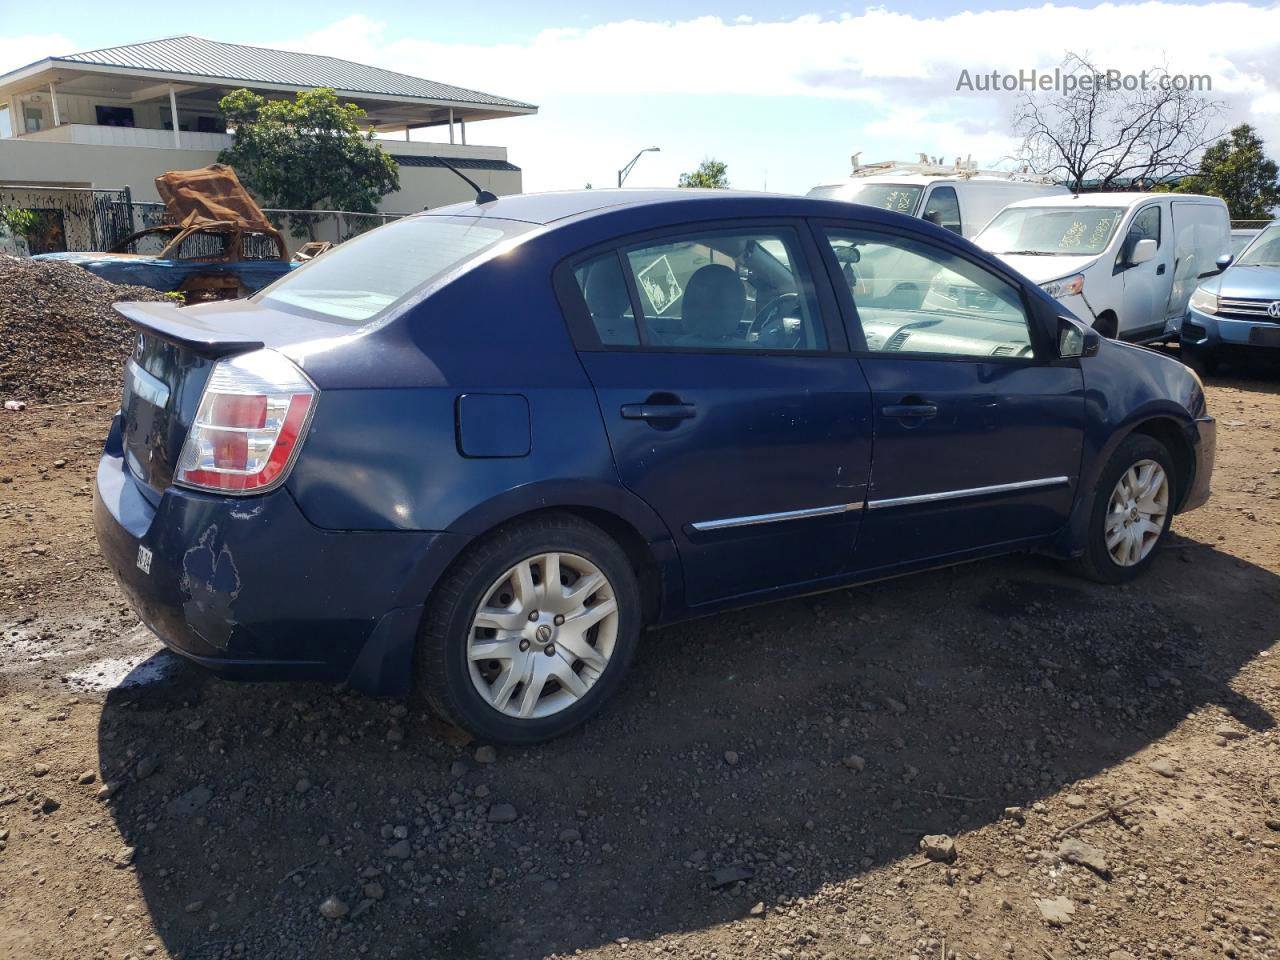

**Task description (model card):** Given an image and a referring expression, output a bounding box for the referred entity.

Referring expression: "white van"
[975,192,1232,342]
[808,162,1067,239]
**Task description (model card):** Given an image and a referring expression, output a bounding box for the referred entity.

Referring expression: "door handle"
[621,402,696,421]
[1156,264,1166,275]
[882,403,938,420]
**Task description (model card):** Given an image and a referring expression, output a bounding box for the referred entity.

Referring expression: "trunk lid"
[113,300,330,496]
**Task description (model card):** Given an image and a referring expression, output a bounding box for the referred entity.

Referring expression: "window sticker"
[635,254,683,315]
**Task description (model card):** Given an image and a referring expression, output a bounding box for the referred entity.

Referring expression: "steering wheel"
[750,293,803,349]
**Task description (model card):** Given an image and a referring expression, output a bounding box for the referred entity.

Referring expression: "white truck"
[975,192,1232,342]
[808,158,1068,239]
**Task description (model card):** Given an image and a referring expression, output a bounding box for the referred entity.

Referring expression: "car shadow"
[97,536,1277,959]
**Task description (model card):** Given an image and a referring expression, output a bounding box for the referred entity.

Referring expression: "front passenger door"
[820,224,1086,572]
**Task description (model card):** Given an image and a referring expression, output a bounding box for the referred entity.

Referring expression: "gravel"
[0,254,167,404]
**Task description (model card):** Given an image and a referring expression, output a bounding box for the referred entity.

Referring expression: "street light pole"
[618,147,660,188]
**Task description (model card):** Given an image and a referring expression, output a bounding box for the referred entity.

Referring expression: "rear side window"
[922,187,962,235]
[571,227,827,352]
[574,254,639,345]
[258,215,534,325]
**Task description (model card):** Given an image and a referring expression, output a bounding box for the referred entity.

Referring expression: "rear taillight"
[175,349,316,495]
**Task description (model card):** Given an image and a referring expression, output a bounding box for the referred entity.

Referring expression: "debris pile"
[0,254,168,404]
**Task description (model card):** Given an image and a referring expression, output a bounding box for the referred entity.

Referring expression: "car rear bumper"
[92,414,465,694]
[1182,307,1280,352]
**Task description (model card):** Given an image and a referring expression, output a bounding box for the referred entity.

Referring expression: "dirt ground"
[1,372,1278,960]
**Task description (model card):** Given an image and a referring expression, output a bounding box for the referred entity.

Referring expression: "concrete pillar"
[48,83,60,126]
[168,84,180,149]
[448,107,454,145]
[460,117,466,145]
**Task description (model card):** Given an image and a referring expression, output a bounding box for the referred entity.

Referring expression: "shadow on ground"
[97,537,1277,960]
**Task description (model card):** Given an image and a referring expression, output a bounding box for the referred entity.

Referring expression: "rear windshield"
[257,215,534,324]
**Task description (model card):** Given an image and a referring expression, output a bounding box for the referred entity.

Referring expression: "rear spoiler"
[114,301,264,358]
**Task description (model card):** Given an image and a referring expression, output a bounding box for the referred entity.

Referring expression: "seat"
[582,260,639,345]
[674,264,746,347]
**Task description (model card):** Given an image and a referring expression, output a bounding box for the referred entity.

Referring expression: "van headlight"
[1040,274,1085,299]
[1189,287,1219,315]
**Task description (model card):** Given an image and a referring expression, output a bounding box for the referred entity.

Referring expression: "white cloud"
[272,6,1280,192]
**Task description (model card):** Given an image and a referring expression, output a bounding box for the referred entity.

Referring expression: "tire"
[1182,346,1219,377]
[1093,312,1119,339]
[415,512,642,743]
[1068,434,1176,584]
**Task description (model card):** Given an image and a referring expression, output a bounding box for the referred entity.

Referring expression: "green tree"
[1175,123,1280,220]
[218,87,399,237]
[678,159,729,189]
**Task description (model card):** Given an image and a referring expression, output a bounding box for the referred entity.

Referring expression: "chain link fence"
[1,184,409,256]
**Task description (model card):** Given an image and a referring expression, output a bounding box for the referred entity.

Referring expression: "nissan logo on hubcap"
[1268,301,1280,319]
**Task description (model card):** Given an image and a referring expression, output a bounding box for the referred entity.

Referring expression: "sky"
[2,0,1280,196]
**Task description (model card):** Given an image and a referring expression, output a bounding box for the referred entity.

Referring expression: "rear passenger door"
[560,222,874,607]
[818,222,1086,572]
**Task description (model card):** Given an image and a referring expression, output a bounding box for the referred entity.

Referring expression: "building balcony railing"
[14,123,507,160]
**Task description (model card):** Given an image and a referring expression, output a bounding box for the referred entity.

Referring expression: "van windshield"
[977,206,1123,256]
[257,215,535,324]
[808,183,924,215]
[1235,223,1280,266]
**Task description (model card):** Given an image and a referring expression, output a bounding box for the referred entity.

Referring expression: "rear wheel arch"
[437,505,668,628]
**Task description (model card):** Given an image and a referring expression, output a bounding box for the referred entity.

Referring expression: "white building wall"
[0,136,523,210]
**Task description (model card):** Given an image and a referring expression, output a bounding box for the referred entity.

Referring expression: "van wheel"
[1067,435,1175,584]
[1093,312,1119,339]
[415,513,641,743]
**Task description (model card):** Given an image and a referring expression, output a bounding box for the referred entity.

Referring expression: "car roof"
[420,188,790,226]
[813,174,1058,189]
[1001,191,1224,210]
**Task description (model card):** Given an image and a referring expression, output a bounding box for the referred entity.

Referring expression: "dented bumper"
[92,413,457,693]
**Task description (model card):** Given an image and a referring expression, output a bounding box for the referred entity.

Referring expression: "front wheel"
[1068,435,1175,584]
[415,513,641,743]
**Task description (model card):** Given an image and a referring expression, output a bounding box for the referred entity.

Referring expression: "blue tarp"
[31,253,294,293]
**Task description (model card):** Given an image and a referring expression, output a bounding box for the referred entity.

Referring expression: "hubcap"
[1104,459,1170,567]
[467,552,619,720]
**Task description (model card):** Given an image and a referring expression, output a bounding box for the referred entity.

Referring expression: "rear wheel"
[415,513,641,743]
[1068,434,1175,584]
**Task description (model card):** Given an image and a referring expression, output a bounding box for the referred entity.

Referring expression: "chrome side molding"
[867,476,1070,510]
[690,502,863,532]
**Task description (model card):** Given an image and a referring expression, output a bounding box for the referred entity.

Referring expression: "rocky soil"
[0,255,167,404]
[1,372,1278,960]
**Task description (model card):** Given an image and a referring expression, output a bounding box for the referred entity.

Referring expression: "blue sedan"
[93,189,1216,743]
[1183,220,1280,370]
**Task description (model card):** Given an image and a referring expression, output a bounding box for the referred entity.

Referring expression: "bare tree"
[1014,52,1224,192]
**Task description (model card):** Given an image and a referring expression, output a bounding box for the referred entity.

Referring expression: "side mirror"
[834,245,861,264]
[1129,238,1157,266]
[1214,253,1233,272]
[1058,316,1100,359]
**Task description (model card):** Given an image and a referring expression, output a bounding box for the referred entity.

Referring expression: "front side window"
[826,228,1034,359]
[977,206,1123,256]
[922,187,962,234]
[1118,206,1161,266]
[258,215,534,325]
[589,228,826,351]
